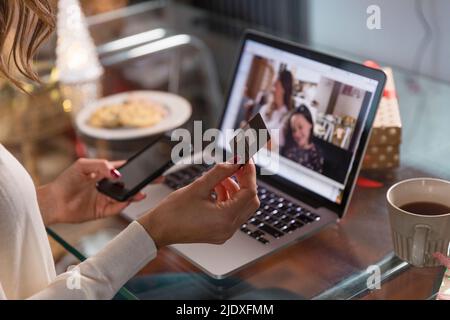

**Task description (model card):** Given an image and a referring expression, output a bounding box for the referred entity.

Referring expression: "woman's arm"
[36,184,58,226]
[20,162,258,300]
[0,222,153,300]
[30,221,155,300]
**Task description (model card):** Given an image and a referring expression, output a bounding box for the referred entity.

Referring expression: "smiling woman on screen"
[281,104,324,173]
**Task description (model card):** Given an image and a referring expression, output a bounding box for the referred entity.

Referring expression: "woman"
[0,1,259,299]
[281,105,324,173]
[259,68,293,149]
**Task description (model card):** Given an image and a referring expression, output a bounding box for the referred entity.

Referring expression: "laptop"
[122,30,386,279]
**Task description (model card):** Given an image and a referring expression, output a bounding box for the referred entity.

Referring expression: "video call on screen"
[223,40,377,203]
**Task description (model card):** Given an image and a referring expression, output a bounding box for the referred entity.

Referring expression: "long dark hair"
[282,104,314,152]
[277,68,293,109]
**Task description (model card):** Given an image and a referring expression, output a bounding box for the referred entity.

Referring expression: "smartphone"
[96,136,179,202]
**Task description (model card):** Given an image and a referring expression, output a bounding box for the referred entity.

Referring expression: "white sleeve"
[0,282,6,300]
[28,221,157,300]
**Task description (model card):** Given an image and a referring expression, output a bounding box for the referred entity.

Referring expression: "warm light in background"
[56,0,103,83]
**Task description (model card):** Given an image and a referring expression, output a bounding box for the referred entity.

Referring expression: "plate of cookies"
[76,91,192,140]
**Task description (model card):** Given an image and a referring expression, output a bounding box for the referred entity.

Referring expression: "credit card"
[229,113,271,164]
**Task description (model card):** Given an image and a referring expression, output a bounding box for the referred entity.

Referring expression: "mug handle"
[411,224,430,266]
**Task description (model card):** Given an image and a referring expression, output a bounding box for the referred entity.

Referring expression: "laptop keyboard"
[164,164,321,245]
[164,163,212,189]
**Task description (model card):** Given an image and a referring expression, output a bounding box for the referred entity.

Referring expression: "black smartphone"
[96,136,179,202]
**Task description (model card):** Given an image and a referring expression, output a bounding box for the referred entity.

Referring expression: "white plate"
[76,91,192,140]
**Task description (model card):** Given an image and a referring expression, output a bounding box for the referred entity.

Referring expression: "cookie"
[88,104,121,128]
[88,99,167,129]
[118,100,166,128]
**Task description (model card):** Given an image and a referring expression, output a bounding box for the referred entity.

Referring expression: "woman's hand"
[434,252,450,268]
[38,158,146,225]
[138,161,259,248]
[433,252,450,300]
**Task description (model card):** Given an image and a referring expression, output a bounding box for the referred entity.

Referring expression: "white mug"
[386,178,450,267]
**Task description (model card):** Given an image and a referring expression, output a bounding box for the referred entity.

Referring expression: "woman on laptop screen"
[281,104,324,173]
[259,67,293,148]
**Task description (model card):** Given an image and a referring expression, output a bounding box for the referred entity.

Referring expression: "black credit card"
[229,113,271,164]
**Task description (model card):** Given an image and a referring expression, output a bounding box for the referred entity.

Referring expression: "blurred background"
[41,0,450,86]
[2,0,448,184]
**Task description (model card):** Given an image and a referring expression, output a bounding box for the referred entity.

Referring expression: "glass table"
[47,2,448,300]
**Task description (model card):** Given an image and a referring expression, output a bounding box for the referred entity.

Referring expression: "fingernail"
[111,169,121,178]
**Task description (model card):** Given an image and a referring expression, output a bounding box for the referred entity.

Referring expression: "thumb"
[102,200,131,217]
[197,163,240,194]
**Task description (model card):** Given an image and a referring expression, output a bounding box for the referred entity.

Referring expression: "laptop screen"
[220,38,380,205]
